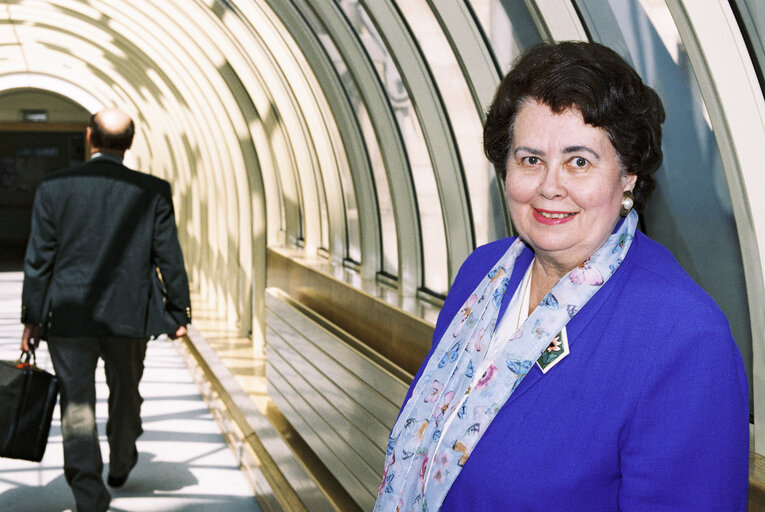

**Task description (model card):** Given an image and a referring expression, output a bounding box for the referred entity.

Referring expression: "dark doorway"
[0,124,86,270]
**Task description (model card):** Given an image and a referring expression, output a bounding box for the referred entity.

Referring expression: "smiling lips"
[533,208,577,225]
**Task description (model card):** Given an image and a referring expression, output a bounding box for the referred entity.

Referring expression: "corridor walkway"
[0,271,262,512]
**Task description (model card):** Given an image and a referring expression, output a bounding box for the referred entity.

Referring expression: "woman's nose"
[537,167,566,199]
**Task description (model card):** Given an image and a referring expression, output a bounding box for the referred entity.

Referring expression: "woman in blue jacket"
[374,41,748,511]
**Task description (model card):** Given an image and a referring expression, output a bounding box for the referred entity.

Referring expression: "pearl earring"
[620,190,634,217]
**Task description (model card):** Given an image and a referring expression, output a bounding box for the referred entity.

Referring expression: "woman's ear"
[623,173,637,191]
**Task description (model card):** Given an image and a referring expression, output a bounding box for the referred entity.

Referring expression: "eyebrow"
[513,145,601,159]
[563,145,600,159]
[513,146,543,157]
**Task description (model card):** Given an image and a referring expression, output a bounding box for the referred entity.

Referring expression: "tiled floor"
[0,271,262,512]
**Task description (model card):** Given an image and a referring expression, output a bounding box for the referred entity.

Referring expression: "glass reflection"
[730,0,765,81]
[337,0,448,294]
[300,8,364,264]
[466,0,542,74]
[394,0,507,251]
[302,4,392,269]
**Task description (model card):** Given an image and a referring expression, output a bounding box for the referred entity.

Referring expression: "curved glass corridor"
[1,1,765,510]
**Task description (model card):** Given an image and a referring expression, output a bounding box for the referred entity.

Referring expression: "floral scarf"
[374,210,638,512]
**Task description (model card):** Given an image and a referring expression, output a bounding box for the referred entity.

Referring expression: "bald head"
[88,107,135,155]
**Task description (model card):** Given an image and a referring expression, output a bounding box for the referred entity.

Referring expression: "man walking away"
[20,107,191,512]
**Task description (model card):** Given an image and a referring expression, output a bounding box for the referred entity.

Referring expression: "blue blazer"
[404,230,749,511]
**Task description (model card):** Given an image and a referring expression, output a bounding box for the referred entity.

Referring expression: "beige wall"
[0,90,90,123]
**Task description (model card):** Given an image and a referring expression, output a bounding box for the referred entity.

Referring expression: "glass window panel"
[360,107,398,273]
[345,194,362,264]
[302,6,392,268]
[337,0,448,293]
[576,0,753,407]
[731,0,765,87]
[315,152,331,253]
[267,117,302,244]
[467,0,543,75]
[394,0,505,251]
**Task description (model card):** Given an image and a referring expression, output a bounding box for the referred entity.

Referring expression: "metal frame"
[273,0,381,278]
[666,0,765,454]
[361,0,474,288]
[310,0,423,293]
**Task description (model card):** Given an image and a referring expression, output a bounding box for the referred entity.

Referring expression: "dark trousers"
[47,336,149,512]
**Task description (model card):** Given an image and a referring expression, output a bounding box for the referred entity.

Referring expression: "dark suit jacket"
[21,156,191,338]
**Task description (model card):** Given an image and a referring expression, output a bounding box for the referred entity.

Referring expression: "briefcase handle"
[16,347,36,369]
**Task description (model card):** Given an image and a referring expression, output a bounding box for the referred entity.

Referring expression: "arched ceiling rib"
[0,0,288,336]
[0,0,359,339]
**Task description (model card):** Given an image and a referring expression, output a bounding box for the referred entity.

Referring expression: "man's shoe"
[107,449,138,488]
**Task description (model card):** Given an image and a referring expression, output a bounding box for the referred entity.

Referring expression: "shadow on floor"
[0,271,261,512]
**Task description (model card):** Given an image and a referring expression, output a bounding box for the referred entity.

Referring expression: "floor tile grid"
[0,271,261,512]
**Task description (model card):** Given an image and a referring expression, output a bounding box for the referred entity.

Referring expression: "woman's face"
[505,99,636,271]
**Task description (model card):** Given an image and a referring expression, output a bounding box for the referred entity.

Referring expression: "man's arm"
[20,182,57,349]
[152,181,191,334]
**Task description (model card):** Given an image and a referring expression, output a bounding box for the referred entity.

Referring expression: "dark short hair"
[483,41,665,213]
[89,112,135,152]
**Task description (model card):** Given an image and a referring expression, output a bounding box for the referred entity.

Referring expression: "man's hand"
[21,324,40,352]
[173,325,188,339]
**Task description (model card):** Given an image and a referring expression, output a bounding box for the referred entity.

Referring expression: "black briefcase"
[0,349,59,462]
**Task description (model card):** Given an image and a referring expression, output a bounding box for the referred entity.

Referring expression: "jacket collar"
[90,152,124,164]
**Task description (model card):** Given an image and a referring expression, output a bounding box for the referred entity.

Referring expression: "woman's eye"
[571,157,589,168]
[522,156,540,166]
